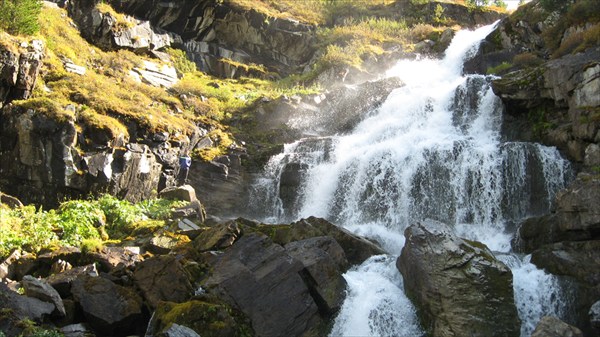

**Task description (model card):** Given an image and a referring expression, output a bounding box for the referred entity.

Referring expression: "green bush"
[0,0,43,35]
[57,200,103,246]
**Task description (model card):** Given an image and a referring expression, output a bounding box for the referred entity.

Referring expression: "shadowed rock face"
[397,220,520,337]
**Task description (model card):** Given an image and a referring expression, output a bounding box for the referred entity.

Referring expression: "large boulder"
[531,316,583,337]
[21,275,66,317]
[202,232,322,337]
[284,236,348,316]
[397,220,520,337]
[531,240,600,288]
[71,275,144,336]
[287,217,386,266]
[0,282,55,322]
[133,255,194,309]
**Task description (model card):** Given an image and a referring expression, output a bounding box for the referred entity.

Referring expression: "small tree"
[0,0,43,35]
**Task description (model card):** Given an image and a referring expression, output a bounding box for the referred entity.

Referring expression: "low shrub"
[513,52,544,68]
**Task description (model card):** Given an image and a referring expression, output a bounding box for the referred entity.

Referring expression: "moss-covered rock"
[149,299,253,337]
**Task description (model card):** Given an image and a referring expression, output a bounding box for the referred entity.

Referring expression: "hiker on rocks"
[177,154,192,185]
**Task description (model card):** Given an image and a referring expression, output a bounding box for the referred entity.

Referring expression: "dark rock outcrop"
[133,255,194,309]
[513,175,600,253]
[284,236,348,316]
[71,275,144,336]
[0,100,203,207]
[0,39,44,108]
[397,220,520,337]
[492,47,600,162]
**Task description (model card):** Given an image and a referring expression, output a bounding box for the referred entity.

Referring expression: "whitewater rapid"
[250,23,573,337]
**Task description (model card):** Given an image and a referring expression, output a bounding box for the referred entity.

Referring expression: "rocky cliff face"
[0,39,44,108]
[67,0,316,79]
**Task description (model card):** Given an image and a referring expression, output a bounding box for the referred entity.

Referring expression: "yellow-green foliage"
[194,128,235,161]
[219,58,269,75]
[11,96,74,123]
[0,195,186,258]
[78,107,129,139]
[34,4,196,138]
[486,61,512,75]
[166,47,196,75]
[227,0,328,25]
[317,17,410,70]
[552,23,600,59]
[96,2,135,31]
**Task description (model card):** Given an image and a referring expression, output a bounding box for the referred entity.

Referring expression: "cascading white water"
[249,23,574,337]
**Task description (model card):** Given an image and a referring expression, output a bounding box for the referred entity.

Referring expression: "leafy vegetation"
[0,0,42,35]
[0,195,186,259]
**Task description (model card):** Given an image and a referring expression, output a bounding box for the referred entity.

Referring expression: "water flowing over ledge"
[249,22,574,337]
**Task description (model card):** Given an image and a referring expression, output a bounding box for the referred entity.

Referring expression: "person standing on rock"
[178,154,192,185]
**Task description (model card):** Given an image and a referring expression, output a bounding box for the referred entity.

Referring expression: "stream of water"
[249,23,573,337]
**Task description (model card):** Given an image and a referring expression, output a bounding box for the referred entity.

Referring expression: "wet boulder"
[591,300,600,332]
[531,316,583,337]
[397,220,520,337]
[289,217,386,266]
[71,275,144,336]
[133,255,194,309]
[284,236,348,316]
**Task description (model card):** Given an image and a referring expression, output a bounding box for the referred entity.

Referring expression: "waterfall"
[249,23,573,337]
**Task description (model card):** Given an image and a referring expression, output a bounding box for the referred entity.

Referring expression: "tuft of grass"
[487,61,513,75]
[96,2,135,32]
[166,47,196,75]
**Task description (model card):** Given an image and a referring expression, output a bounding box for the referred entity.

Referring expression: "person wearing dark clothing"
[177,155,191,185]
